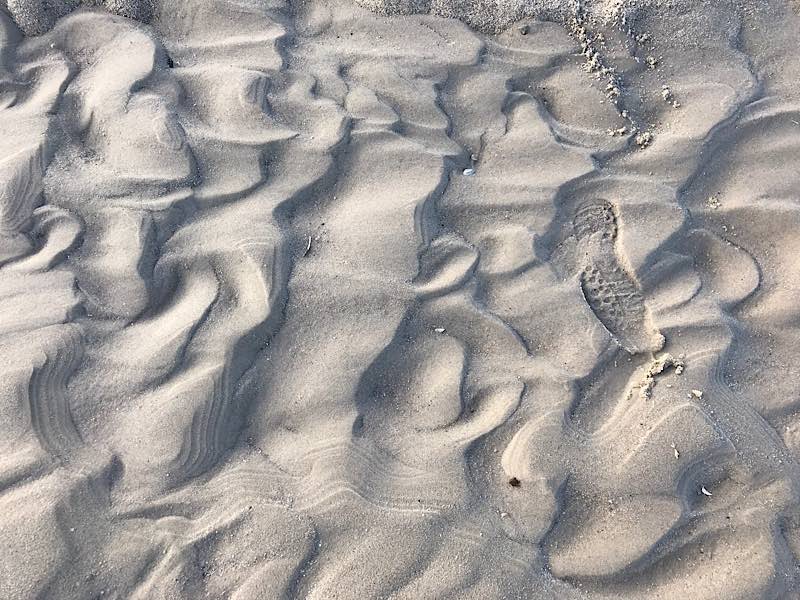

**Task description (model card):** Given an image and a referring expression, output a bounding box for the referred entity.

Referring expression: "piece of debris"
[691,389,704,399]
[519,24,529,35]
[500,511,509,518]
[646,55,658,69]
[303,235,313,257]
[701,486,713,496]
[463,168,475,176]
[706,195,721,209]
[607,126,627,136]
[671,443,680,459]
[508,477,521,487]
[433,327,446,334]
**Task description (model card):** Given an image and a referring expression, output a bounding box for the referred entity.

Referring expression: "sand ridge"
[1,0,800,598]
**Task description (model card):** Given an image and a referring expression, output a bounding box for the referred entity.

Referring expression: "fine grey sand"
[1,0,800,598]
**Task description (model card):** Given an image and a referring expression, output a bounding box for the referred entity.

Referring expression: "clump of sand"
[4,0,155,35]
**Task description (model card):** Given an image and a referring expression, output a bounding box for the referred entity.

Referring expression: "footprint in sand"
[573,199,663,354]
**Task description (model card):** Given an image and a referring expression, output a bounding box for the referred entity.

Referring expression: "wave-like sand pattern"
[1,0,800,597]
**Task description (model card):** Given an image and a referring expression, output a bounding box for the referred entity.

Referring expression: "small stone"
[462,168,475,176]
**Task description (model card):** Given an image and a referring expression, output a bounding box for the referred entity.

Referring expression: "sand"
[1,0,800,597]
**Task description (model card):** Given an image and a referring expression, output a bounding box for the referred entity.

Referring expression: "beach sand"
[1,0,800,597]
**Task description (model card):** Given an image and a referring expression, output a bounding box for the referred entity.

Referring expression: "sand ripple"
[1,1,800,597]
